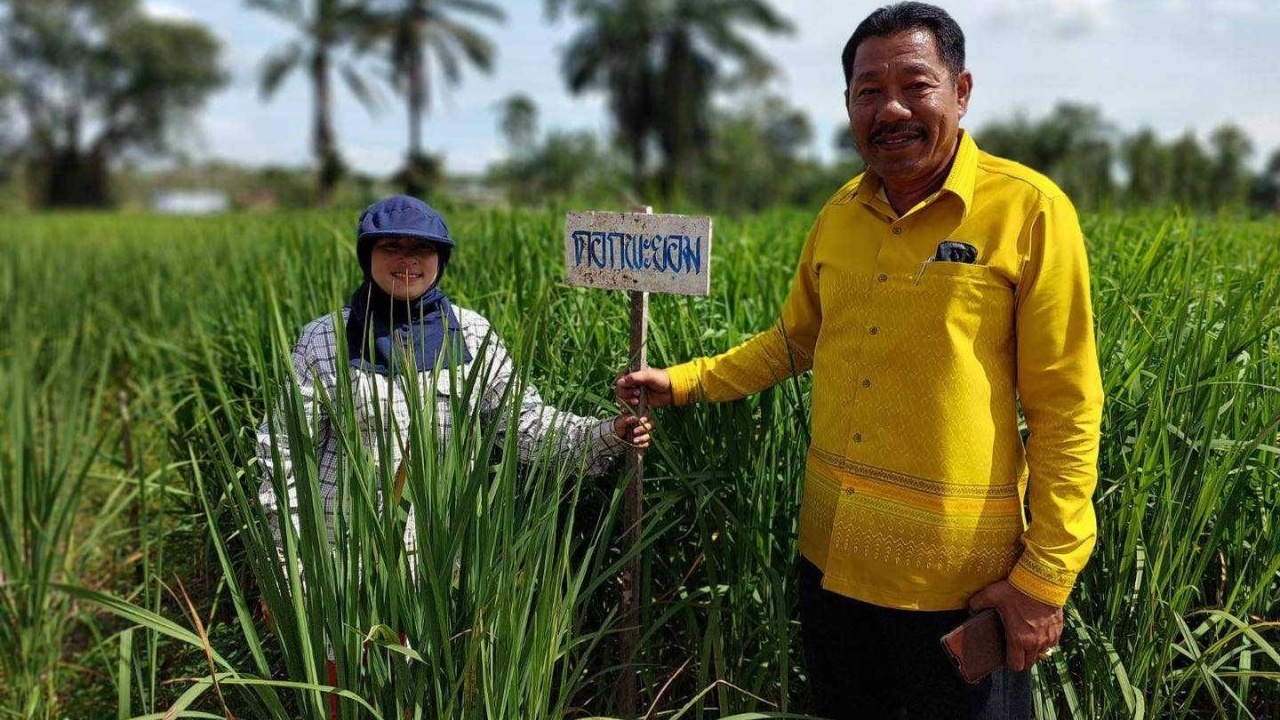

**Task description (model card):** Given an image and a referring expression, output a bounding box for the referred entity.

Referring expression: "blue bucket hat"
[356,195,453,278]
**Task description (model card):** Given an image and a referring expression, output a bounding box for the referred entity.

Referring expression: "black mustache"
[871,123,926,143]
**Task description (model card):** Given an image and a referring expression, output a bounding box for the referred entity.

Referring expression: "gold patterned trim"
[1009,563,1073,607]
[1015,552,1078,587]
[809,446,1018,500]
[853,492,1024,529]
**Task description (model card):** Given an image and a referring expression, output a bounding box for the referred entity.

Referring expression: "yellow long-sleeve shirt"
[667,132,1104,610]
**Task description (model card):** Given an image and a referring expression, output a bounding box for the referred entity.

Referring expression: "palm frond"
[339,63,384,114]
[440,0,507,23]
[257,41,304,99]
[434,18,496,72]
[244,0,306,27]
[713,0,794,34]
[430,33,463,87]
[562,28,611,92]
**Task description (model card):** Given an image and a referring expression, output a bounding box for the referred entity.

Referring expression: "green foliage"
[1250,150,1280,214]
[0,283,132,718]
[549,0,794,202]
[497,93,539,152]
[977,102,1118,210]
[686,94,861,214]
[0,0,225,207]
[248,0,386,206]
[488,129,631,206]
[976,104,1269,215]
[0,207,1278,718]
[361,0,505,193]
[489,93,858,213]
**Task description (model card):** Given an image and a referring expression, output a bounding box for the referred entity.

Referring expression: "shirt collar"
[856,130,978,220]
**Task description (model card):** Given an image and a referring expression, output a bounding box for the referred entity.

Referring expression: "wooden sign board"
[564,211,713,296]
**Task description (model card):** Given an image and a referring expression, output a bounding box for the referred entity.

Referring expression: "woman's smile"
[370,237,441,300]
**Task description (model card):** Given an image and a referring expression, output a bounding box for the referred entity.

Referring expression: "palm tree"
[551,0,657,197]
[364,0,505,195]
[248,0,382,206]
[549,0,792,202]
[497,93,538,153]
[652,0,791,200]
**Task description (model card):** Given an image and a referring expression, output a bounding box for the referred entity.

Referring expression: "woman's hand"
[613,413,653,449]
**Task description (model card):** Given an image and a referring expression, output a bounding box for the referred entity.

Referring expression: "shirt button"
[877,273,888,283]
[892,227,903,235]
[868,326,879,335]
[862,379,872,388]
[853,432,863,443]
[844,487,856,496]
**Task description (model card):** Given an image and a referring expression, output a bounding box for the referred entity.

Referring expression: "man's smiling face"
[846,29,971,195]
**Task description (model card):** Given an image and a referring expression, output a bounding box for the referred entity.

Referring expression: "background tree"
[1167,131,1212,210]
[832,125,860,165]
[363,0,505,196]
[1207,123,1253,210]
[249,0,381,206]
[488,93,628,203]
[498,93,538,154]
[977,102,1116,210]
[0,0,224,207]
[489,129,626,204]
[687,95,802,211]
[1122,127,1170,207]
[549,0,657,197]
[548,0,792,204]
[650,0,792,201]
[0,64,16,194]
[1250,148,1280,214]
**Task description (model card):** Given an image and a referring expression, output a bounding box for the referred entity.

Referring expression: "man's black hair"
[841,2,966,86]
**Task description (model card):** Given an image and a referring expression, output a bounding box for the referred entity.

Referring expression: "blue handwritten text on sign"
[564,212,712,296]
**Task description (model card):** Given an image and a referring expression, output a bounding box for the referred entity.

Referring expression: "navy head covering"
[346,196,472,376]
[356,195,455,280]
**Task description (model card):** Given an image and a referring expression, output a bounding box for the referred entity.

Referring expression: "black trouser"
[798,558,1032,720]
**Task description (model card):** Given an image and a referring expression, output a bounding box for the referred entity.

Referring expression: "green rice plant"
[1,206,1277,718]
[69,289,644,717]
[0,309,132,717]
[1041,214,1280,718]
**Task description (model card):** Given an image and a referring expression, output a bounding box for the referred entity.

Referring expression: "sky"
[144,0,1280,176]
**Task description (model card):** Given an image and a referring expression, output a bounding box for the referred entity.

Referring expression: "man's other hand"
[968,580,1063,672]
[615,368,674,409]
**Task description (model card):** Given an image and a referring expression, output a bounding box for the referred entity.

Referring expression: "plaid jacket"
[256,305,625,550]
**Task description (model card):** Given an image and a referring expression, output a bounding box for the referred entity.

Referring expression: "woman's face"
[369,236,441,300]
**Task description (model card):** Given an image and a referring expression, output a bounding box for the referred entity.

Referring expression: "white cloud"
[1160,0,1270,36]
[142,1,196,23]
[985,0,1117,38]
[344,144,404,176]
[1206,0,1264,17]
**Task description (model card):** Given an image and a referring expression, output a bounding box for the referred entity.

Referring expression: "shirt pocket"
[916,260,1011,289]
[910,262,1015,347]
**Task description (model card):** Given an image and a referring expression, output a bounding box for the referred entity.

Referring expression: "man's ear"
[955,70,973,119]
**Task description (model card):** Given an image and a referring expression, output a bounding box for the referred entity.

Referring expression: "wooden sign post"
[564,209,713,716]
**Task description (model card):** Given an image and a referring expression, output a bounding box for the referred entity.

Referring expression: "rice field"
[1,204,1278,718]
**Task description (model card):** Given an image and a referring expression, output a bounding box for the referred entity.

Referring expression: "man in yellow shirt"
[616,2,1104,717]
